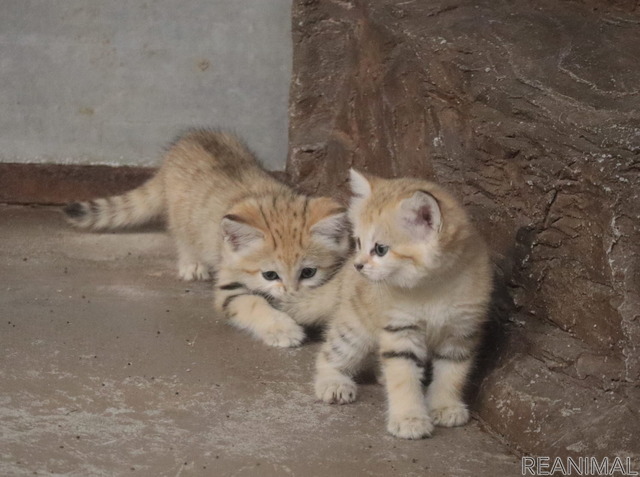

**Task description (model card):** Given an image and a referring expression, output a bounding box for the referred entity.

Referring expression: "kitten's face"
[348,169,446,288]
[221,194,348,299]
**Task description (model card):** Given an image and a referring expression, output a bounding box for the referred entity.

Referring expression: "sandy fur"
[314,170,493,439]
[64,130,350,347]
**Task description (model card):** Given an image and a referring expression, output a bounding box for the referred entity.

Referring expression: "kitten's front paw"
[315,378,357,404]
[261,318,305,348]
[430,404,469,427]
[178,262,211,281]
[387,413,434,439]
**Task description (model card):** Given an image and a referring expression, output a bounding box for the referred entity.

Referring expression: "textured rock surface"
[288,0,639,461]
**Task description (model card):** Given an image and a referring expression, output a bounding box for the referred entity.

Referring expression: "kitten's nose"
[354,263,364,271]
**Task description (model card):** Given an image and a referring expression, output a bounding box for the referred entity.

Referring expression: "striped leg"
[379,325,432,439]
[315,317,373,404]
[427,331,478,426]
[427,357,473,427]
[215,283,304,348]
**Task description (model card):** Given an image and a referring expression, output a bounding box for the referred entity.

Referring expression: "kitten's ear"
[311,212,348,245]
[221,214,264,251]
[309,198,349,250]
[349,169,372,201]
[398,191,442,237]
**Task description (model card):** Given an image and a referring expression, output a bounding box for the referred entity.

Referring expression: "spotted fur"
[314,169,493,439]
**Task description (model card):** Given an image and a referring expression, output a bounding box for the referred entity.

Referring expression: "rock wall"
[288,0,639,460]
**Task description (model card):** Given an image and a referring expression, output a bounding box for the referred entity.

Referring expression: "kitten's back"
[64,130,279,231]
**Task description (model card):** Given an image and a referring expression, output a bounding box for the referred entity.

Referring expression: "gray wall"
[0,1,291,170]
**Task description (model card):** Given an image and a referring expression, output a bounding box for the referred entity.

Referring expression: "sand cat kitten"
[213,192,348,347]
[314,170,492,439]
[64,130,349,347]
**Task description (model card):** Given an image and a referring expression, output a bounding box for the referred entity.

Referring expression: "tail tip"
[64,202,86,220]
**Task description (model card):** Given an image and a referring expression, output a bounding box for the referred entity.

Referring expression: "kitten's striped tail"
[63,174,165,230]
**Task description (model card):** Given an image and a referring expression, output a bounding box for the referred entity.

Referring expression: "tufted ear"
[221,214,264,252]
[349,169,372,203]
[398,191,442,237]
[311,212,348,247]
[309,198,349,251]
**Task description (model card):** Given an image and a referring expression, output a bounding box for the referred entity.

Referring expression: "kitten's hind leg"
[315,318,373,405]
[379,326,433,439]
[176,239,211,281]
[426,358,472,427]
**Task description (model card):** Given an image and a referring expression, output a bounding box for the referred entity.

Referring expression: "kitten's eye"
[262,271,280,281]
[299,267,317,279]
[355,237,361,250]
[373,243,389,257]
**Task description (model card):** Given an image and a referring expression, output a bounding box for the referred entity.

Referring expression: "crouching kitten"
[314,170,492,439]
[64,130,349,347]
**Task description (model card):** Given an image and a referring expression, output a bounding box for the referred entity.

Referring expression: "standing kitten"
[314,170,492,439]
[64,130,349,347]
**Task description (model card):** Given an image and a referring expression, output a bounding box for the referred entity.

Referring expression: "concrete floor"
[0,205,521,477]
